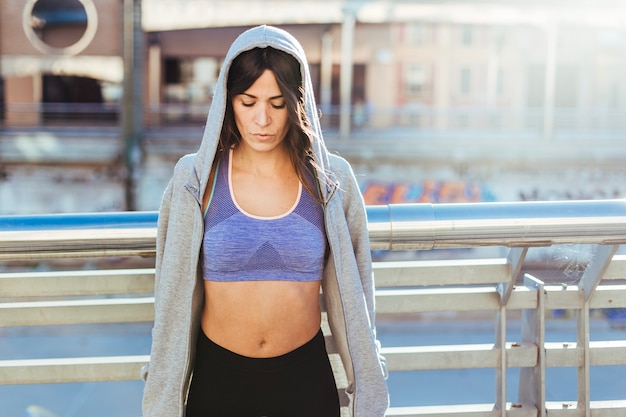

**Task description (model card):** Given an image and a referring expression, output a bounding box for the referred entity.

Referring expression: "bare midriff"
[201,279,322,358]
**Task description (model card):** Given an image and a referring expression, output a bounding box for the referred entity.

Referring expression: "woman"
[142,25,388,417]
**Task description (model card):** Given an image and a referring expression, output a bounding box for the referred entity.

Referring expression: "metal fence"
[1,200,626,417]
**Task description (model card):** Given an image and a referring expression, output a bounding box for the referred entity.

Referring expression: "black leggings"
[185,329,340,417]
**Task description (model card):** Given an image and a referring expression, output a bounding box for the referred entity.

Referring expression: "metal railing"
[1,200,626,417]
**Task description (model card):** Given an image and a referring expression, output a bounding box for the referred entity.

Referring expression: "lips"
[252,133,274,140]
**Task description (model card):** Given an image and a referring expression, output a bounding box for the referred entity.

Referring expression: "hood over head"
[191,25,334,204]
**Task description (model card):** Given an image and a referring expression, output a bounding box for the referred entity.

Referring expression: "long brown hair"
[218,47,321,201]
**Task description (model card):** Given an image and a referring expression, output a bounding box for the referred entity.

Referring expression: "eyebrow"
[241,93,284,100]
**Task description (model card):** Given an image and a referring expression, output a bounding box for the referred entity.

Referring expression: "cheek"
[277,113,290,131]
[233,109,247,131]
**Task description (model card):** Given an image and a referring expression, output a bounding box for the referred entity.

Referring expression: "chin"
[244,140,285,153]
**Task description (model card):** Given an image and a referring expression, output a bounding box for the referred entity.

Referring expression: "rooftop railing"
[1,199,626,417]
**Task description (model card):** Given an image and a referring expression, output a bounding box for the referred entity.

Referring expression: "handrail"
[1,200,625,260]
[367,199,626,249]
[0,211,158,260]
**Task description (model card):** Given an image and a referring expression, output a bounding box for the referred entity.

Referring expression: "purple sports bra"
[201,149,327,282]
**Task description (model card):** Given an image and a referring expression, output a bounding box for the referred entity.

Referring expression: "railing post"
[576,244,618,417]
[577,300,591,417]
[495,247,528,414]
[497,247,528,305]
[495,305,508,416]
[578,245,619,301]
[519,274,546,417]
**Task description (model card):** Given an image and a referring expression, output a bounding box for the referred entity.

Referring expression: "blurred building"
[1,0,626,137]
[1,0,626,213]
[0,0,123,126]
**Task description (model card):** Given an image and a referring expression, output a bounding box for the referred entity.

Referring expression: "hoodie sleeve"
[139,174,174,381]
[331,155,388,379]
[143,154,203,417]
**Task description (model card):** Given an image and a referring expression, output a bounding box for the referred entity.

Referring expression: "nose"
[254,103,271,126]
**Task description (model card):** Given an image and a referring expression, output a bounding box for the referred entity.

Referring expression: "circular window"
[23,0,98,56]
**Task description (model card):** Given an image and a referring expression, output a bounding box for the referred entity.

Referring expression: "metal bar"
[545,402,626,417]
[545,342,583,367]
[0,355,149,385]
[604,255,626,280]
[519,274,546,417]
[498,247,528,304]
[578,245,619,301]
[495,305,508,415]
[577,302,591,417]
[385,403,537,417]
[382,343,536,372]
[1,200,625,260]
[538,284,626,310]
[0,210,158,231]
[544,285,583,310]
[375,286,537,314]
[544,341,626,367]
[0,228,156,261]
[589,285,626,308]
[0,297,155,326]
[367,200,626,250]
[1,268,155,297]
[0,211,157,260]
[373,258,510,287]
[496,247,527,415]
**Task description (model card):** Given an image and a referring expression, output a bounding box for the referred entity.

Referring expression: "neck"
[232,145,292,177]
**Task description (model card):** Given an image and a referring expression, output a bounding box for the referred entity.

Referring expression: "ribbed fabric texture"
[202,149,326,282]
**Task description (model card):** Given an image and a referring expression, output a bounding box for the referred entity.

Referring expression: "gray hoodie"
[142,25,389,417]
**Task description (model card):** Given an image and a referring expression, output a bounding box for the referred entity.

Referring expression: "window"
[409,24,431,46]
[460,67,472,95]
[164,58,182,84]
[23,0,98,55]
[497,68,504,96]
[164,58,218,102]
[461,25,473,46]
[406,64,429,94]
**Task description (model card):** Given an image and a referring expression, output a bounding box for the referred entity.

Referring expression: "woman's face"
[232,69,289,154]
